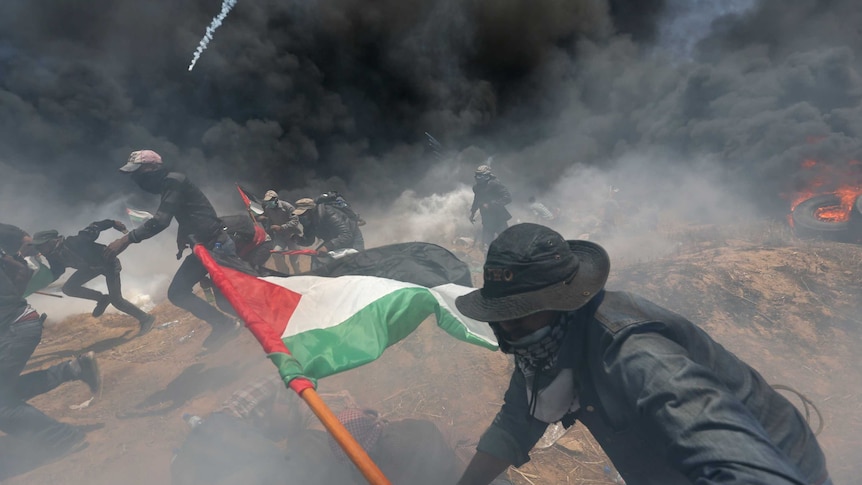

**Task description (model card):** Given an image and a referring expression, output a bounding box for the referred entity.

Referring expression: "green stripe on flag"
[24,258,54,297]
[279,287,494,382]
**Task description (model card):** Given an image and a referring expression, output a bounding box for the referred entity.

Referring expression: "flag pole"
[193,244,392,485]
[294,382,391,485]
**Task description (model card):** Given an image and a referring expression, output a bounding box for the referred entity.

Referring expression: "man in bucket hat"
[259,189,301,274]
[455,224,831,485]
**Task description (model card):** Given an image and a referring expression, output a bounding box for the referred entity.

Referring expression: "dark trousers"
[352,228,365,251]
[0,315,81,451]
[482,219,508,246]
[62,259,148,322]
[168,237,236,329]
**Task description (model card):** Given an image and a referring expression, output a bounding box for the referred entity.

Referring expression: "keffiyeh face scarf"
[492,311,580,423]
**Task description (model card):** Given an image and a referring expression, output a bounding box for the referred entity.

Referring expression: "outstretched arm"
[459,369,549,484]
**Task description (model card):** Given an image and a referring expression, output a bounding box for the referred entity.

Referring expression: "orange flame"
[787,159,862,223]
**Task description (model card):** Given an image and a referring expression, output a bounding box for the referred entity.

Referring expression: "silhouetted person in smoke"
[171,374,359,485]
[28,220,155,335]
[293,197,365,269]
[259,189,301,274]
[454,223,832,485]
[0,223,101,471]
[105,150,240,351]
[330,408,476,485]
[470,165,512,249]
[527,196,557,223]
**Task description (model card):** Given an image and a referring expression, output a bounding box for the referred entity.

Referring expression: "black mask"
[475,174,491,183]
[131,168,167,194]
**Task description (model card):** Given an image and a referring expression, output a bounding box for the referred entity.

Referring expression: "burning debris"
[788,159,862,242]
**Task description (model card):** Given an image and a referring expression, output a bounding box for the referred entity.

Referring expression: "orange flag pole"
[295,384,392,485]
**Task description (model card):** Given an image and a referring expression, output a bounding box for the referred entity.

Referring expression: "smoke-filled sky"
[2,0,862,309]
[2,0,860,210]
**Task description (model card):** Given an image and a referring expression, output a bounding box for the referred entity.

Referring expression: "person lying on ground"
[171,374,359,485]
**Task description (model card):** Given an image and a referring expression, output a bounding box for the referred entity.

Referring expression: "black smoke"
[0,0,860,216]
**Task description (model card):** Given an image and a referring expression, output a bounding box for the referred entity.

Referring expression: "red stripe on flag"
[194,245,299,352]
[235,183,253,208]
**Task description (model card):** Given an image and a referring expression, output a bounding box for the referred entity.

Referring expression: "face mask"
[475,174,491,183]
[131,168,167,194]
[506,324,554,349]
[264,200,278,209]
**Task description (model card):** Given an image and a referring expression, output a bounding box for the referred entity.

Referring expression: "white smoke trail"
[187,0,239,72]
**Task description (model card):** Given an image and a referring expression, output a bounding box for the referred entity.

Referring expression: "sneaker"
[76,351,102,395]
[92,296,111,317]
[201,320,240,352]
[138,314,156,336]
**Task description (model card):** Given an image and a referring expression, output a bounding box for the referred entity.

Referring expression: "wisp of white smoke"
[188,0,239,72]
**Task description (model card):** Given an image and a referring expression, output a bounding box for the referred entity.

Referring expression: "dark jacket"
[43,220,118,280]
[128,172,224,251]
[296,204,361,251]
[477,291,828,485]
[471,177,512,225]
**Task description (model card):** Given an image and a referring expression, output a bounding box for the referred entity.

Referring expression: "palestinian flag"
[126,208,154,226]
[195,245,497,384]
[235,184,265,217]
[23,256,54,297]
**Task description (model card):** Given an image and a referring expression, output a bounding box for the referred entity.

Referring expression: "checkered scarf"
[511,313,571,375]
[329,408,386,462]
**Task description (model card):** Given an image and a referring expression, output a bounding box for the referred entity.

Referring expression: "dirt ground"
[2,227,860,485]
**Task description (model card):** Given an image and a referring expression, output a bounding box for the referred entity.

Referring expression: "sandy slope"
[3,235,860,485]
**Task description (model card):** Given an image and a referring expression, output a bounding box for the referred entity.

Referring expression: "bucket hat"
[292,198,317,215]
[455,223,610,322]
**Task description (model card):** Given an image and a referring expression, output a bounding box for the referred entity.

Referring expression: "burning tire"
[791,193,862,242]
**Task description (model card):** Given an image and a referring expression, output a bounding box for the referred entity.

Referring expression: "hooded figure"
[106,150,241,352]
[455,223,831,485]
[469,165,512,248]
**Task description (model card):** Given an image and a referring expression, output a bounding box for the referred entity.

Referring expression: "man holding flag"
[453,224,831,485]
